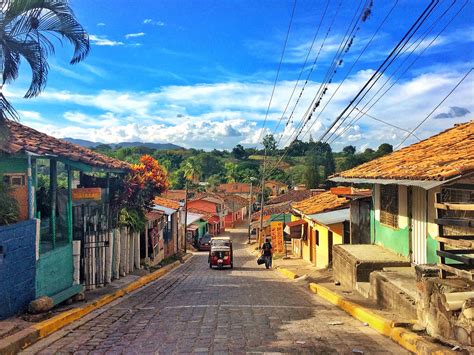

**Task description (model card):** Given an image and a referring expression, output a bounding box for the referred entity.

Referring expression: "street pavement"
[23,227,408,354]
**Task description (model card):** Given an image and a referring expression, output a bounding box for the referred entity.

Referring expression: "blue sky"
[6,0,474,151]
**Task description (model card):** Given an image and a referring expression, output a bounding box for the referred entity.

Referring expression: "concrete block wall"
[0,220,37,319]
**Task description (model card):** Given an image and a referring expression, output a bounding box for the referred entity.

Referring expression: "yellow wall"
[297,213,344,269]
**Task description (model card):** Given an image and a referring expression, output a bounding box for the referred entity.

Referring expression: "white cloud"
[89,34,124,47]
[143,19,164,26]
[97,22,106,26]
[18,110,42,121]
[13,65,473,151]
[125,32,145,39]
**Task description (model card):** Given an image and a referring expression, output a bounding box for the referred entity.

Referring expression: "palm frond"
[5,37,49,98]
[0,92,19,123]
[1,45,21,84]
[6,0,90,64]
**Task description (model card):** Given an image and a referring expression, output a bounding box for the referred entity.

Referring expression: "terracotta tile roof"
[154,196,180,210]
[217,183,250,194]
[2,120,130,171]
[215,193,248,211]
[191,192,225,204]
[187,208,214,220]
[251,201,292,220]
[267,189,315,205]
[333,121,474,181]
[162,190,186,201]
[266,180,288,187]
[292,191,350,215]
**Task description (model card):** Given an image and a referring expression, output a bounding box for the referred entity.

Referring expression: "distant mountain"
[64,138,184,151]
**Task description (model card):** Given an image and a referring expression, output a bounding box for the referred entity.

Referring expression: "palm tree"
[181,157,202,253]
[0,0,90,126]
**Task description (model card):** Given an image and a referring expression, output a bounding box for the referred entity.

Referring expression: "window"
[3,174,26,186]
[380,185,399,228]
[315,230,319,246]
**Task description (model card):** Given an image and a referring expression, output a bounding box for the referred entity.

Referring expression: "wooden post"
[247,181,253,243]
[67,166,73,243]
[184,181,188,253]
[50,159,57,248]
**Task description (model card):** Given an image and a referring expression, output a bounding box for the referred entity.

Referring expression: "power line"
[395,67,473,149]
[280,0,367,154]
[254,0,298,150]
[271,0,331,139]
[329,0,464,145]
[320,0,439,143]
[264,0,373,179]
[354,107,422,140]
[299,0,398,142]
[275,0,346,148]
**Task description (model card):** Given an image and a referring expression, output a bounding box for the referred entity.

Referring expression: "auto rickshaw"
[209,236,233,269]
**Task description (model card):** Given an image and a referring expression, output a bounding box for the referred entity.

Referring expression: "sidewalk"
[0,253,192,354]
[266,254,469,354]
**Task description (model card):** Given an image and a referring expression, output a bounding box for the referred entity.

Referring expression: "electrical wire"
[395,67,473,149]
[320,0,439,143]
[254,0,298,150]
[329,0,464,145]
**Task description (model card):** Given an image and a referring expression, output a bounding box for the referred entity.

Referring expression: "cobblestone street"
[24,227,408,354]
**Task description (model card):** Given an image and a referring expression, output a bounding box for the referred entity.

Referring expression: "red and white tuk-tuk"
[209,236,233,269]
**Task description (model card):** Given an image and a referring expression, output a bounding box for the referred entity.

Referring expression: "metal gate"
[73,203,116,288]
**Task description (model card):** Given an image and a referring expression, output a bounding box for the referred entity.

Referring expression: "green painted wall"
[36,244,74,298]
[197,221,207,237]
[269,214,292,223]
[373,219,410,257]
[0,154,27,174]
[426,233,438,264]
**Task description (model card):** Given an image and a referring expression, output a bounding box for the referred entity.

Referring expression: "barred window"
[380,185,398,228]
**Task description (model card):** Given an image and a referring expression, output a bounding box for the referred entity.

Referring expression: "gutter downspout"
[27,153,34,219]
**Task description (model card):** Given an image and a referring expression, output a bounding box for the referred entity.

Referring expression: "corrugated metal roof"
[186,212,204,225]
[308,208,350,225]
[152,205,177,216]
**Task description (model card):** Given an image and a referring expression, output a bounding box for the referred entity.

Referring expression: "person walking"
[261,237,273,269]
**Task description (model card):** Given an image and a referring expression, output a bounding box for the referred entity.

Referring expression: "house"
[218,193,249,228]
[152,197,182,259]
[0,121,130,316]
[266,189,316,206]
[330,121,474,271]
[187,193,227,234]
[290,189,351,268]
[186,210,210,245]
[217,182,251,198]
[162,189,187,203]
[265,180,288,197]
[251,201,293,250]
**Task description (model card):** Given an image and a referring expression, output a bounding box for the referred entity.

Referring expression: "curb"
[276,267,457,355]
[276,267,298,280]
[0,254,193,355]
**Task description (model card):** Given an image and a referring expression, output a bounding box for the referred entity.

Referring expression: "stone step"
[356,281,370,298]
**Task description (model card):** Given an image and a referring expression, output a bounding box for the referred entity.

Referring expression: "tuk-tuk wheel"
[230,263,233,269]
[209,263,212,269]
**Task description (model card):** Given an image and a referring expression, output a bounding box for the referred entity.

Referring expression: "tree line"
[92,134,393,190]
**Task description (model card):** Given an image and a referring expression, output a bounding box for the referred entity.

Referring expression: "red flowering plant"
[119,155,169,231]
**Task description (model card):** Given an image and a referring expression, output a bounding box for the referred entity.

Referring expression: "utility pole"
[258,154,267,247]
[183,181,188,253]
[247,179,254,244]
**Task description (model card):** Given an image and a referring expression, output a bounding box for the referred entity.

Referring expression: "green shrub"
[0,178,19,226]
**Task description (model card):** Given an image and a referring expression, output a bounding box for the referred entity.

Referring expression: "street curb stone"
[276,266,460,355]
[0,253,193,355]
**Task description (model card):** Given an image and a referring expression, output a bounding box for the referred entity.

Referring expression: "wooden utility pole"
[183,181,188,253]
[258,154,267,247]
[247,180,253,244]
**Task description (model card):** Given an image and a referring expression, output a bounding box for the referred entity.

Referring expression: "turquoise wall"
[373,219,410,257]
[36,244,74,299]
[0,154,27,174]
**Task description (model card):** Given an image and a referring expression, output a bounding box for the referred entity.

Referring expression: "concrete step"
[356,281,370,298]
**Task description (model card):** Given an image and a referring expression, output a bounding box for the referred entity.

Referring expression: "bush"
[0,179,19,225]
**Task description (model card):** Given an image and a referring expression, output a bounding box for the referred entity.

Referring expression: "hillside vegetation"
[92,134,393,190]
